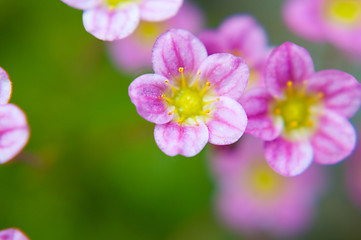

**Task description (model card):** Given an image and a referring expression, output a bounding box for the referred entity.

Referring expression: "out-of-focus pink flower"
[108,2,204,74]
[211,135,325,237]
[0,228,29,240]
[0,67,30,164]
[61,0,183,41]
[346,127,361,210]
[198,15,270,90]
[129,29,249,157]
[240,42,361,176]
[283,0,361,56]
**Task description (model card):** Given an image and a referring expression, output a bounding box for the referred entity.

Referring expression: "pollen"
[327,0,361,26]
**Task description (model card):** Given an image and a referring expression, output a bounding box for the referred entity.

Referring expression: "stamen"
[168,109,177,115]
[204,97,220,105]
[161,94,173,103]
[204,109,211,114]
[287,81,293,87]
[192,71,201,89]
[177,118,183,124]
[274,108,281,115]
[306,120,313,127]
[179,67,187,87]
[164,80,178,92]
[317,92,324,99]
[193,117,200,126]
[200,82,211,95]
[290,121,298,128]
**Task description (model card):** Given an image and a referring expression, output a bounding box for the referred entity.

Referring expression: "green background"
[0,0,360,239]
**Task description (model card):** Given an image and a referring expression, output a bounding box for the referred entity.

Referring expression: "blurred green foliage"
[0,0,360,239]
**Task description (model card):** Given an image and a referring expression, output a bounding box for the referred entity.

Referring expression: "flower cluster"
[0,228,29,240]
[0,67,29,164]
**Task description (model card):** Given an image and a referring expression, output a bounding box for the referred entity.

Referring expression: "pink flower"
[108,2,204,73]
[198,15,270,90]
[240,42,361,176]
[211,135,325,237]
[0,228,29,240]
[283,0,361,56]
[0,67,30,164]
[61,0,183,41]
[346,127,361,210]
[129,29,249,157]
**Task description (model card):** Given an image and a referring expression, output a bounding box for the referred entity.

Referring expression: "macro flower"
[0,228,29,240]
[0,67,30,164]
[61,0,183,41]
[198,15,270,90]
[283,0,361,56]
[108,2,204,73]
[129,29,249,157]
[346,127,361,210]
[211,135,325,237]
[240,42,361,176]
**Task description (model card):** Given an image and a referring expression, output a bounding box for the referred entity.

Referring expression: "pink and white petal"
[206,97,247,145]
[0,228,29,240]
[83,4,140,41]
[0,67,12,104]
[265,42,315,97]
[154,121,209,157]
[265,137,313,177]
[129,74,173,124]
[152,29,207,80]
[198,53,249,99]
[283,0,326,42]
[139,0,183,21]
[240,88,283,141]
[61,0,101,10]
[307,70,361,119]
[0,104,30,164]
[219,14,268,65]
[197,30,227,55]
[311,110,356,165]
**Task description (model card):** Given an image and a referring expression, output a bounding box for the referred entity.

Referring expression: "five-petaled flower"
[129,29,249,157]
[0,67,30,164]
[283,0,361,57]
[0,228,29,240]
[211,135,325,237]
[240,42,361,176]
[61,0,183,41]
[198,14,271,90]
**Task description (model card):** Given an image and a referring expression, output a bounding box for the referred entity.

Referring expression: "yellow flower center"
[272,81,323,134]
[134,21,164,43]
[161,68,219,125]
[326,0,361,27]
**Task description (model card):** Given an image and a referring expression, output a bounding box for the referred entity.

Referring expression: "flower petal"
[139,0,183,21]
[307,70,361,119]
[197,53,249,99]
[206,97,247,145]
[311,110,356,165]
[265,137,313,176]
[152,28,207,80]
[198,30,227,55]
[283,0,326,42]
[219,14,268,65]
[0,67,12,104]
[240,88,283,141]
[83,4,140,41]
[61,0,101,10]
[154,121,209,157]
[129,74,173,124]
[265,42,314,97]
[0,228,29,240]
[0,104,30,164]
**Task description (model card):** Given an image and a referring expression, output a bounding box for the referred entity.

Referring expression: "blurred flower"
[283,0,361,57]
[240,42,361,176]
[211,135,325,237]
[0,67,30,164]
[0,228,29,240]
[129,29,249,157]
[61,0,183,41]
[108,2,204,74]
[346,127,361,210]
[198,15,270,90]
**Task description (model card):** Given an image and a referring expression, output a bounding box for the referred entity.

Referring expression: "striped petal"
[139,0,183,21]
[0,67,12,104]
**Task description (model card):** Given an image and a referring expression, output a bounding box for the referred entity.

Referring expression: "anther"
[164,80,178,92]
[161,94,166,98]
[287,81,293,87]
[178,67,184,73]
[274,108,281,115]
[307,120,313,127]
[205,109,211,114]
[193,118,200,126]
[177,119,183,124]
[317,92,324,99]
[206,82,211,87]
[290,121,298,128]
